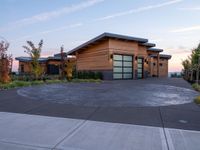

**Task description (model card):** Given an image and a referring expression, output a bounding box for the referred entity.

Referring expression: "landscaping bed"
[0,79,101,90]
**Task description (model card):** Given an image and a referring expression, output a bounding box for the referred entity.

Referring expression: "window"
[20,64,24,73]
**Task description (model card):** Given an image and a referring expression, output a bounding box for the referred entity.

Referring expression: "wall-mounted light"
[110,54,113,59]
[135,56,138,60]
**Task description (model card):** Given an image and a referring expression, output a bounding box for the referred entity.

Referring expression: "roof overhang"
[148,48,163,52]
[139,42,156,47]
[15,57,47,62]
[67,32,149,55]
[150,54,172,59]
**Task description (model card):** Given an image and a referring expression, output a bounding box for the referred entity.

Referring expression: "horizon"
[1,0,200,72]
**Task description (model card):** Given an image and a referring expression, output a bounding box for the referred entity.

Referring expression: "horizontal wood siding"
[77,40,110,70]
[109,39,138,55]
[159,59,168,77]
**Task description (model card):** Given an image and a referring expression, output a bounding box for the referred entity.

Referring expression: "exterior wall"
[75,38,170,79]
[159,58,169,77]
[150,57,168,77]
[76,40,110,71]
[18,61,58,74]
[18,62,32,73]
[108,39,139,79]
[138,46,148,78]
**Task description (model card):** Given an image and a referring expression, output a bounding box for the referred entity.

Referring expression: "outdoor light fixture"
[110,54,113,59]
[135,56,138,60]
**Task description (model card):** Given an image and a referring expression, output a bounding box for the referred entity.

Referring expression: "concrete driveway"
[17,78,198,107]
[0,78,200,150]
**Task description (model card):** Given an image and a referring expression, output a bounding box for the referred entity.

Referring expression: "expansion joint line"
[159,107,170,150]
[52,106,100,149]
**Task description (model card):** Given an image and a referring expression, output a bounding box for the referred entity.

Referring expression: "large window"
[20,64,24,73]
[113,54,133,79]
[47,64,59,75]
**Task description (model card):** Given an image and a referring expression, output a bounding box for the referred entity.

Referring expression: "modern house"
[66,33,171,80]
[16,33,171,80]
[15,53,74,75]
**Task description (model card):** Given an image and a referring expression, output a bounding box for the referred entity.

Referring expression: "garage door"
[113,54,133,79]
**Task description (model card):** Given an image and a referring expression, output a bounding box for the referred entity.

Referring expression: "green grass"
[194,96,200,104]
[192,83,200,92]
[0,79,101,90]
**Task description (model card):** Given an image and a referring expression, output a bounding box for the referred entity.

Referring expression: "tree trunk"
[196,58,200,84]
[191,70,193,82]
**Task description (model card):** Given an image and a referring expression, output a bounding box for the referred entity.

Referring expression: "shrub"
[194,96,200,104]
[77,71,102,79]
[192,83,200,92]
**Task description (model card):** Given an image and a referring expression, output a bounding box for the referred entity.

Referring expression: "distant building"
[15,54,75,75]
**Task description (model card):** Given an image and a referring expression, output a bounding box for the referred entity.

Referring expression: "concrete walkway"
[0,112,199,150]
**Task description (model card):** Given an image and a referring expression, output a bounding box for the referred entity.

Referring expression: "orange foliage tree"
[0,40,12,83]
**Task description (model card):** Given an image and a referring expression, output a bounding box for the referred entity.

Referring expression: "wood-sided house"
[66,33,171,80]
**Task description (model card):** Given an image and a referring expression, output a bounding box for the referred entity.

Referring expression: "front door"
[113,54,133,79]
[137,58,143,79]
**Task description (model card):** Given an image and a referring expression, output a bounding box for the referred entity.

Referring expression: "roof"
[150,54,172,59]
[67,32,149,55]
[148,48,163,52]
[54,53,68,57]
[15,57,48,62]
[16,55,75,62]
[140,43,156,47]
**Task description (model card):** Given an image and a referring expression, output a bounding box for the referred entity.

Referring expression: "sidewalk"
[0,112,199,150]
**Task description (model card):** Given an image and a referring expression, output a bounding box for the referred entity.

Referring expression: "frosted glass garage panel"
[123,56,132,61]
[123,73,132,79]
[113,61,122,67]
[113,67,122,73]
[123,61,132,67]
[113,55,122,60]
[138,64,143,68]
[138,59,143,63]
[113,74,122,79]
[123,67,132,73]
[138,74,142,78]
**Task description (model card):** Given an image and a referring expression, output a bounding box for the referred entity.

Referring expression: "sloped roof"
[15,57,48,62]
[148,48,163,52]
[150,54,172,59]
[67,32,149,55]
[15,56,62,62]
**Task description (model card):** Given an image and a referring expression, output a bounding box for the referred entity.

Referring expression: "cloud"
[0,0,104,32]
[95,0,183,21]
[11,22,83,42]
[40,23,83,34]
[170,25,200,33]
[178,7,200,11]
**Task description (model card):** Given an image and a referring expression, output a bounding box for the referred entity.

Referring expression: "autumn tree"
[0,40,12,83]
[23,40,43,80]
[182,43,200,83]
[59,46,75,81]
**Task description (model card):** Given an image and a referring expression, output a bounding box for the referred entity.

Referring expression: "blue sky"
[1,0,200,71]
